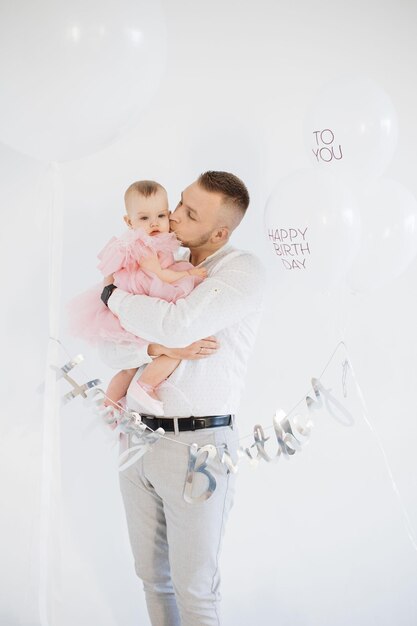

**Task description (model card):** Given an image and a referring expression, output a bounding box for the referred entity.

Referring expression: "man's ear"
[124,214,132,229]
[213,227,229,243]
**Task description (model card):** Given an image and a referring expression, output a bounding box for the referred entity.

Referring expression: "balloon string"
[346,352,417,554]
[337,285,350,343]
[39,163,63,626]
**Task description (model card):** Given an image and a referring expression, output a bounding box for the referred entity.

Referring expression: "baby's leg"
[104,368,138,408]
[138,356,181,399]
[129,357,181,416]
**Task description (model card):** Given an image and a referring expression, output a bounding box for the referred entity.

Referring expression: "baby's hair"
[125,180,167,201]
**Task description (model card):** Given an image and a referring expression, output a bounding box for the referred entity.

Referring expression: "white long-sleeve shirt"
[103,242,266,417]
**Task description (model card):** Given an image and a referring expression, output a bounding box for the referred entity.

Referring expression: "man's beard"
[175,230,212,249]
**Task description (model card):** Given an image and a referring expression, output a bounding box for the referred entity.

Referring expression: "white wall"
[3,0,417,624]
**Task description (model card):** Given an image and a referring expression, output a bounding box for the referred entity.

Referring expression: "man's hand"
[104,274,115,286]
[148,336,219,360]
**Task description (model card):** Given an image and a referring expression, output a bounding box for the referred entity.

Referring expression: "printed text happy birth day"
[268,227,311,269]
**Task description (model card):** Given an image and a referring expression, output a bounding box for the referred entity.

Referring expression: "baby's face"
[124,190,170,236]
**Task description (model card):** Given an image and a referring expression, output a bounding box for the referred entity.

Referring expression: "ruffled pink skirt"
[67,261,199,346]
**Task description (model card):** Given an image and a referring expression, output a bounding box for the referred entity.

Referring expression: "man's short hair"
[125,180,166,200]
[197,171,250,217]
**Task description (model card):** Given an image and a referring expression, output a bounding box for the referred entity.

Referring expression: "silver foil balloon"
[253,423,275,462]
[118,410,145,435]
[342,359,350,398]
[307,377,354,426]
[118,427,165,472]
[54,354,101,404]
[84,387,121,426]
[236,411,309,468]
[85,386,106,409]
[183,443,217,504]
[289,413,313,444]
[273,410,302,458]
[220,445,239,474]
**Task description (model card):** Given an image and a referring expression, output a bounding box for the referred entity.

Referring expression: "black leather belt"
[139,414,232,432]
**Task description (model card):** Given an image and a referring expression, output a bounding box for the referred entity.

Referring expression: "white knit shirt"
[103,242,266,417]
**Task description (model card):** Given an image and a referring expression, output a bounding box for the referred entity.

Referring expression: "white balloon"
[264,169,361,291]
[0,0,166,162]
[303,77,398,188]
[347,179,417,292]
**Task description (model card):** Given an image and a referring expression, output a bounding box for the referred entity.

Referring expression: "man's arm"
[148,336,220,359]
[108,252,265,347]
[98,336,220,370]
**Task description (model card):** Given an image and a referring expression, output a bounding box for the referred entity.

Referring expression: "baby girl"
[68,180,207,416]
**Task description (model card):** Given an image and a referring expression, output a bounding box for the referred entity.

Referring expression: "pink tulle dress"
[68,228,202,347]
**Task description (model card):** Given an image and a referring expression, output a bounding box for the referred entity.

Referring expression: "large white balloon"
[303,77,398,188]
[347,179,417,292]
[264,169,361,291]
[0,0,166,162]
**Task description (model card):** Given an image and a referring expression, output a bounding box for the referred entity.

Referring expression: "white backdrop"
[2,0,417,624]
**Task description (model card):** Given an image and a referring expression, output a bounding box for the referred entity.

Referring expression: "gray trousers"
[119,420,239,626]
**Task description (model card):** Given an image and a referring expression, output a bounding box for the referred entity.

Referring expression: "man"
[101,171,265,626]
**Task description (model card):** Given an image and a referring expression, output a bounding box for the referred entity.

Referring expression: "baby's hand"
[189,267,208,278]
[103,273,115,286]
